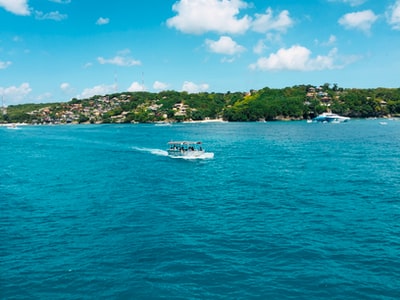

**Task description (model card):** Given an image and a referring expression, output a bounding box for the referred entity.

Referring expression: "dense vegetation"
[1,84,400,124]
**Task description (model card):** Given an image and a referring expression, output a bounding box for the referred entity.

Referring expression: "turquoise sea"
[1,120,400,299]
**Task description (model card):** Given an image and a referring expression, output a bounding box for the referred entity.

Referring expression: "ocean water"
[1,120,400,299]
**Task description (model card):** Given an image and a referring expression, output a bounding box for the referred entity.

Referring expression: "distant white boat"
[155,122,172,126]
[313,113,350,123]
[6,124,21,130]
[182,118,227,124]
[167,141,214,159]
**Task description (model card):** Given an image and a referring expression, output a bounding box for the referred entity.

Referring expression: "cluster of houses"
[25,95,192,124]
[26,96,125,124]
[306,86,333,104]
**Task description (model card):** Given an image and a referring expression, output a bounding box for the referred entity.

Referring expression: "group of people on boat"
[169,145,202,152]
[167,141,213,158]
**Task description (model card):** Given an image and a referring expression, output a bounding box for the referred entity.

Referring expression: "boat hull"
[167,149,206,158]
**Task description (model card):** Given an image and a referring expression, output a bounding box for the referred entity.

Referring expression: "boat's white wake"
[132,147,168,157]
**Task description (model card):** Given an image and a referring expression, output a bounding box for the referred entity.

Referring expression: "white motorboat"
[313,112,350,123]
[167,141,214,159]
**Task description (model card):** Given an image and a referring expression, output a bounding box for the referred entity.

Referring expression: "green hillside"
[2,84,400,124]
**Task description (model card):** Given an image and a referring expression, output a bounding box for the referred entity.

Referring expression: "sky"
[1,0,400,104]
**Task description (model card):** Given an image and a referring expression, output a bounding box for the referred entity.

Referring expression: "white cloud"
[253,40,267,54]
[181,81,209,93]
[78,84,115,99]
[96,17,110,25]
[49,0,71,3]
[98,56,141,67]
[315,34,337,46]
[265,32,283,45]
[251,8,293,33]
[221,57,235,63]
[153,81,169,91]
[167,0,251,34]
[0,83,32,104]
[36,92,53,102]
[387,0,400,30]
[60,83,70,91]
[35,10,67,21]
[98,50,141,67]
[328,0,366,6]
[127,82,146,92]
[252,33,284,56]
[60,82,75,94]
[0,60,12,69]
[205,36,245,55]
[338,10,378,34]
[324,34,337,46]
[0,0,30,15]
[83,62,93,69]
[249,45,342,71]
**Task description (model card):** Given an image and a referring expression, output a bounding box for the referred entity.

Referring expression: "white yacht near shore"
[313,113,350,123]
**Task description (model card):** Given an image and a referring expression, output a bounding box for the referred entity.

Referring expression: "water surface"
[1,120,399,299]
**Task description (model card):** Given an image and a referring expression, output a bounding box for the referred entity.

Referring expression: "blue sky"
[1,0,400,104]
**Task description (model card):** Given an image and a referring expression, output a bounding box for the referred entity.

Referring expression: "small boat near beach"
[6,124,21,130]
[154,121,172,126]
[313,112,350,123]
[167,141,214,159]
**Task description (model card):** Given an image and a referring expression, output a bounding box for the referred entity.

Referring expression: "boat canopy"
[168,141,202,145]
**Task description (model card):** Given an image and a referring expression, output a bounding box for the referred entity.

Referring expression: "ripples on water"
[1,121,400,299]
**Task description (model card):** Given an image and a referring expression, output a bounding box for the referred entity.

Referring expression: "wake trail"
[132,146,214,159]
[132,146,168,157]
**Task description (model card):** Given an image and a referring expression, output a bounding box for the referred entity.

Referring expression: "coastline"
[1,117,400,127]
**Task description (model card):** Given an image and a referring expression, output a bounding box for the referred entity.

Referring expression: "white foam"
[132,147,168,156]
[132,146,213,159]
